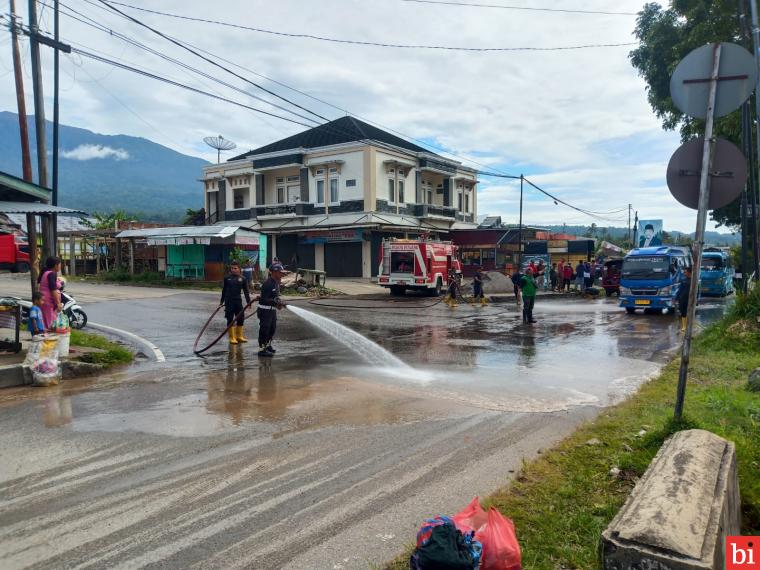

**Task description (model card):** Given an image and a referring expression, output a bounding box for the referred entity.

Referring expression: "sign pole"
[674,43,722,420]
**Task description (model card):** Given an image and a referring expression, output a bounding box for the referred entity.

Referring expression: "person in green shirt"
[520,267,538,324]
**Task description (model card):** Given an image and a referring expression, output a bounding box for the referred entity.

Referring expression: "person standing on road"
[38,256,63,330]
[550,263,558,292]
[258,262,287,356]
[221,260,252,345]
[472,268,486,306]
[511,266,523,306]
[678,267,692,333]
[520,267,538,324]
[563,263,573,292]
[575,261,585,292]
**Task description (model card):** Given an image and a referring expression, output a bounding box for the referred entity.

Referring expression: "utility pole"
[742,100,753,291]
[748,0,760,279]
[28,0,54,260]
[633,211,639,248]
[627,203,632,246]
[518,174,524,267]
[10,0,38,295]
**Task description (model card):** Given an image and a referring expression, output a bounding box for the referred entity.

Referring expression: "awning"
[116,224,261,246]
[0,171,51,202]
[0,201,87,215]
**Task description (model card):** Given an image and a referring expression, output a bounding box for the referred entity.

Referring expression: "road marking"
[89,322,166,362]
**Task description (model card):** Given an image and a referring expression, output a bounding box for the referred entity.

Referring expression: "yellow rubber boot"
[228,326,238,345]
[480,297,487,306]
[236,326,248,342]
[680,317,687,333]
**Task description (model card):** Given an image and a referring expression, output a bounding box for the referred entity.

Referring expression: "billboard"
[638,219,663,248]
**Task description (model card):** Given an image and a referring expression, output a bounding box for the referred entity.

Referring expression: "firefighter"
[472,268,487,306]
[220,260,252,345]
[257,262,287,357]
[445,269,460,308]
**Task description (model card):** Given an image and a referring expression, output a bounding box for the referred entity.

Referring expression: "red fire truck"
[377,238,462,296]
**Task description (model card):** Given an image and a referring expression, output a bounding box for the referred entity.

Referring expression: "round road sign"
[670,42,757,119]
[666,137,747,210]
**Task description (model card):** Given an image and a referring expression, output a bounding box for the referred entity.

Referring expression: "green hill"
[0,111,209,222]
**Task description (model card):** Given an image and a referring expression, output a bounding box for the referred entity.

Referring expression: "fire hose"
[193,300,258,356]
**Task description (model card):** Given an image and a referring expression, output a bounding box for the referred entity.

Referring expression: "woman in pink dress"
[38,256,63,330]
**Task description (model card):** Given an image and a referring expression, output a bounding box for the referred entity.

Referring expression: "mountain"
[541,225,740,246]
[0,111,209,222]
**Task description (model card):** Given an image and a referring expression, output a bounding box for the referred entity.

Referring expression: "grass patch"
[76,271,220,291]
[70,329,134,366]
[384,297,760,570]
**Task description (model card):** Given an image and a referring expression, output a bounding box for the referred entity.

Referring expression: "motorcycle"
[12,284,88,330]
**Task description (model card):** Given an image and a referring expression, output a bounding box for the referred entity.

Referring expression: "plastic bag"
[452,497,488,535]
[478,507,521,570]
[31,336,61,387]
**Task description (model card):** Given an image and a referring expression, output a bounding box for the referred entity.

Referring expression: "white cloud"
[61,144,130,161]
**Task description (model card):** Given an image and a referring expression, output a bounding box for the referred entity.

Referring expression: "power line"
[89,0,330,122]
[67,45,316,129]
[94,0,636,52]
[47,0,323,125]
[399,0,638,16]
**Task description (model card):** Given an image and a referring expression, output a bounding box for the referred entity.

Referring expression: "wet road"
[0,284,730,569]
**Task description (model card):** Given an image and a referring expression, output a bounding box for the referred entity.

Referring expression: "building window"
[465,193,470,213]
[316,179,325,204]
[457,193,463,211]
[398,180,405,204]
[277,186,285,204]
[287,185,300,203]
[346,179,357,187]
[427,190,433,204]
[329,167,338,174]
[276,177,285,184]
[330,178,339,203]
[234,191,244,209]
[287,175,300,183]
[388,179,395,203]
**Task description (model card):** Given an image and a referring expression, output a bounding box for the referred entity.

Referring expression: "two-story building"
[202,116,478,278]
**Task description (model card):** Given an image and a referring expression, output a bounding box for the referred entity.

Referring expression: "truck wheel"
[390,285,405,297]
[431,278,442,297]
[625,307,636,314]
[14,262,29,273]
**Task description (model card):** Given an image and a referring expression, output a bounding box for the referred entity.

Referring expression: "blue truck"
[699,248,734,296]
[619,246,692,314]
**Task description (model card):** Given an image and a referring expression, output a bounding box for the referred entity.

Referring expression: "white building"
[203,116,477,277]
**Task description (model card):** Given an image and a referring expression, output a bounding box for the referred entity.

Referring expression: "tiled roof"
[230,116,437,161]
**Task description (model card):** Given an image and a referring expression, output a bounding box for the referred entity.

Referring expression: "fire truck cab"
[377,238,461,296]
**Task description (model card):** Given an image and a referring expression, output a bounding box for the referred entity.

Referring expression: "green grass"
[70,329,134,366]
[384,294,760,570]
[76,271,221,291]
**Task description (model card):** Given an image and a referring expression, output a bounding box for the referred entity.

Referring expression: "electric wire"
[69,46,317,128]
[47,0,323,125]
[399,0,638,16]
[92,0,636,52]
[90,0,330,122]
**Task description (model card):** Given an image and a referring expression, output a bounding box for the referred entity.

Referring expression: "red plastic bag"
[478,507,521,570]
[452,496,488,535]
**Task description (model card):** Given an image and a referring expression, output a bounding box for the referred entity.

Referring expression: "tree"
[183,208,206,226]
[629,1,748,229]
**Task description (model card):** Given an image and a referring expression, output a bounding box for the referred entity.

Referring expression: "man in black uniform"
[220,260,252,345]
[258,262,286,357]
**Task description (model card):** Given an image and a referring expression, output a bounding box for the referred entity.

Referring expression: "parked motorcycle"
[12,284,88,330]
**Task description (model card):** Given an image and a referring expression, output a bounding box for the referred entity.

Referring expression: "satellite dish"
[203,135,237,164]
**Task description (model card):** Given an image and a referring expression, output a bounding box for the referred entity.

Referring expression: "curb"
[88,322,166,362]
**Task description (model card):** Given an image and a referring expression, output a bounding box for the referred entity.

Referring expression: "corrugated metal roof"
[0,201,87,214]
[116,224,259,239]
[0,171,51,201]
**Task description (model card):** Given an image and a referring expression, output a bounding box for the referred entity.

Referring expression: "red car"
[602,259,623,297]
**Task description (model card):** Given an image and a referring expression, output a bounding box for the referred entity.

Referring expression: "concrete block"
[602,429,740,570]
[0,364,29,388]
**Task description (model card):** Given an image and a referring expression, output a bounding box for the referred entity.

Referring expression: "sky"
[0,0,727,233]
